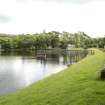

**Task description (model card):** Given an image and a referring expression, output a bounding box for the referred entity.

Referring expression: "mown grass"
[0,49,105,105]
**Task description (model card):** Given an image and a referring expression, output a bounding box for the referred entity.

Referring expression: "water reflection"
[0,50,87,96]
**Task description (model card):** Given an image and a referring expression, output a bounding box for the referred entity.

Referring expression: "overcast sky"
[0,0,105,37]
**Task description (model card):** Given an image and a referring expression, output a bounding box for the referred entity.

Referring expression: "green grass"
[0,49,105,105]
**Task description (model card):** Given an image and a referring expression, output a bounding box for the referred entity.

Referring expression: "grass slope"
[0,49,105,105]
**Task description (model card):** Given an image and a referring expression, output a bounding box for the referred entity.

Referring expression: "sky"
[0,0,105,37]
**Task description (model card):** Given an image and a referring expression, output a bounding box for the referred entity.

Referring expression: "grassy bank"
[0,49,105,105]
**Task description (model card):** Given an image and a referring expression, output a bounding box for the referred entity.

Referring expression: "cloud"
[0,0,104,37]
[0,14,12,23]
[16,0,104,5]
[66,0,96,4]
[31,0,99,4]
[16,0,28,3]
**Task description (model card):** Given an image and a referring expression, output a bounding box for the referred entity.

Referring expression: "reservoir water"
[0,50,87,96]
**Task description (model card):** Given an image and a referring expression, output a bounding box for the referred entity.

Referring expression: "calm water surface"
[0,54,70,96]
[0,50,86,96]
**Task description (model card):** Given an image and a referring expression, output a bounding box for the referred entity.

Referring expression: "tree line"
[0,31,104,50]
